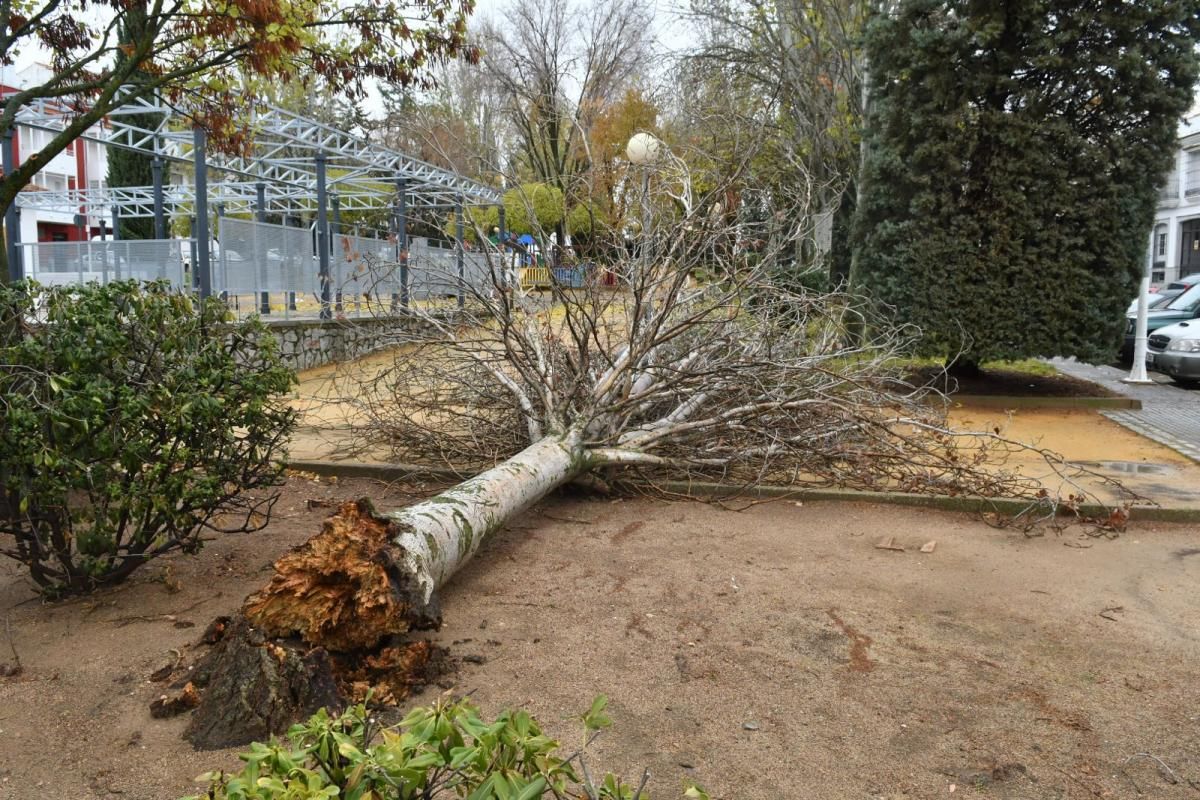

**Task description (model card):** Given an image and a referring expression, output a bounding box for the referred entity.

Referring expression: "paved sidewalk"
[1049,358,1200,463]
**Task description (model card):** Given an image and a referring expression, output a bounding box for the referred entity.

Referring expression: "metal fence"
[331,231,400,312]
[17,222,522,318]
[218,217,320,299]
[19,239,188,288]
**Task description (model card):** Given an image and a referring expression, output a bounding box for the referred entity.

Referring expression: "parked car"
[1127,291,1179,314]
[1126,272,1200,314]
[1123,282,1200,361]
[1146,319,1200,386]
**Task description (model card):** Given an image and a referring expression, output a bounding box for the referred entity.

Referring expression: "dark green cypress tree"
[106,8,163,240]
[851,0,1200,366]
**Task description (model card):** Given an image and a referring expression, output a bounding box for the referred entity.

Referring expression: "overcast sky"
[468,0,694,56]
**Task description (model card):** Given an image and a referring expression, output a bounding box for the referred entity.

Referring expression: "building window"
[1158,231,1167,257]
[1188,151,1200,196]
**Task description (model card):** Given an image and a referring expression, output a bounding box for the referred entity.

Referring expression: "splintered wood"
[243,500,418,652]
[335,640,445,705]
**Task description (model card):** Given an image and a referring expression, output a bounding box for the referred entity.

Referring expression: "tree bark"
[241,432,590,652]
[183,616,343,750]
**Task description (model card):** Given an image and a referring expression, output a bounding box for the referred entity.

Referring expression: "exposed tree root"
[243,499,440,651]
[332,640,450,707]
[184,616,343,750]
[175,501,452,749]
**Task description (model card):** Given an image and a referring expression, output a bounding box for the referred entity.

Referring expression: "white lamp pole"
[626,132,661,290]
[1124,250,1154,384]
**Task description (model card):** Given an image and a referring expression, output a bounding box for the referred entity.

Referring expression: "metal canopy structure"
[7,93,504,311]
[18,178,432,217]
[13,94,501,219]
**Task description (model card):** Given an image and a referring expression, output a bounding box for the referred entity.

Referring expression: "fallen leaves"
[874,537,938,554]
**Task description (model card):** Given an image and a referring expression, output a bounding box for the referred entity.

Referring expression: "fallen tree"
[185,155,1136,748]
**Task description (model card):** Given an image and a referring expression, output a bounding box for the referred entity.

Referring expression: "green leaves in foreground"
[185,696,709,800]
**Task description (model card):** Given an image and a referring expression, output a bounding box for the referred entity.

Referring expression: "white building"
[1,63,110,245]
[1149,101,1200,285]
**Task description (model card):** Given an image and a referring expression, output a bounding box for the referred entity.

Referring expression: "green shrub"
[186,696,708,800]
[0,281,296,596]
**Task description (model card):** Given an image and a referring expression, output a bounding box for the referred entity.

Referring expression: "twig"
[1121,752,1178,794]
[1098,605,1123,622]
[2,616,21,675]
[538,511,593,525]
[632,768,651,799]
[1051,765,1105,798]
[106,597,210,626]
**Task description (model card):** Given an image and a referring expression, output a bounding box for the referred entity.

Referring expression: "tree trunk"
[183,432,594,746]
[244,431,590,651]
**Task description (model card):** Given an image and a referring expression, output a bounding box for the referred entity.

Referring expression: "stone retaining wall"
[261,313,456,371]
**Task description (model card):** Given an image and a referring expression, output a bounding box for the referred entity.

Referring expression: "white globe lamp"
[626,132,661,166]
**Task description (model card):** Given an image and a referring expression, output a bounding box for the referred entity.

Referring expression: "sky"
[468,0,694,53]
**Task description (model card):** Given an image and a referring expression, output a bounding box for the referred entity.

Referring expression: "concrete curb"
[951,395,1141,410]
[289,459,467,482]
[286,459,1200,524]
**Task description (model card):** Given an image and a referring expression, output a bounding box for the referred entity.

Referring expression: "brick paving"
[1049,358,1200,464]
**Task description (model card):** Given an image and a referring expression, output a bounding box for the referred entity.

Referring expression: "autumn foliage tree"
[0,0,478,281]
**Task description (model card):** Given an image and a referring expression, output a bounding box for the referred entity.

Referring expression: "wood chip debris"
[875,536,905,551]
[149,682,200,718]
[920,540,937,553]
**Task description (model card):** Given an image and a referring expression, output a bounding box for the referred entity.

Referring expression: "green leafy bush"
[0,281,296,596]
[186,696,709,800]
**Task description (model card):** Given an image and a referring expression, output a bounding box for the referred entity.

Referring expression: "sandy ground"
[0,476,1198,799]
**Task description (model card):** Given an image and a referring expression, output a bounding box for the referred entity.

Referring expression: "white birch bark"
[383,431,589,605]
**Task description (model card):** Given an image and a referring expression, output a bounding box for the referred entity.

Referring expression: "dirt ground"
[0,476,1198,800]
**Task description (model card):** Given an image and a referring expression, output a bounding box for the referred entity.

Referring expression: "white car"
[1146,319,1200,387]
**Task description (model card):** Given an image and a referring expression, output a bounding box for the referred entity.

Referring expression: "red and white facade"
[2,63,110,244]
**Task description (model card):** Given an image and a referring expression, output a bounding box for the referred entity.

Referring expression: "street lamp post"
[626,132,661,290]
[1124,251,1155,385]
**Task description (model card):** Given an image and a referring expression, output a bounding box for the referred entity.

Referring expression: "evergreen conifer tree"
[851,0,1200,366]
[105,9,164,241]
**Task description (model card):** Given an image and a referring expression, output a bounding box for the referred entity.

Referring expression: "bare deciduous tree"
[480,0,656,244]
[679,0,871,275]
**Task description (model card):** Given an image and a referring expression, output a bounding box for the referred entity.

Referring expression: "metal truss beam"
[10,93,501,212]
[17,180,463,217]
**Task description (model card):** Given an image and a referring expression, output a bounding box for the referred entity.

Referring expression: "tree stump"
[184,616,343,750]
[181,500,449,749]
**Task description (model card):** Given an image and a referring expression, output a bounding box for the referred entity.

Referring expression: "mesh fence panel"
[217,218,318,297]
[407,238,461,300]
[16,225,504,314]
[332,232,399,310]
[21,240,188,288]
[464,251,493,293]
